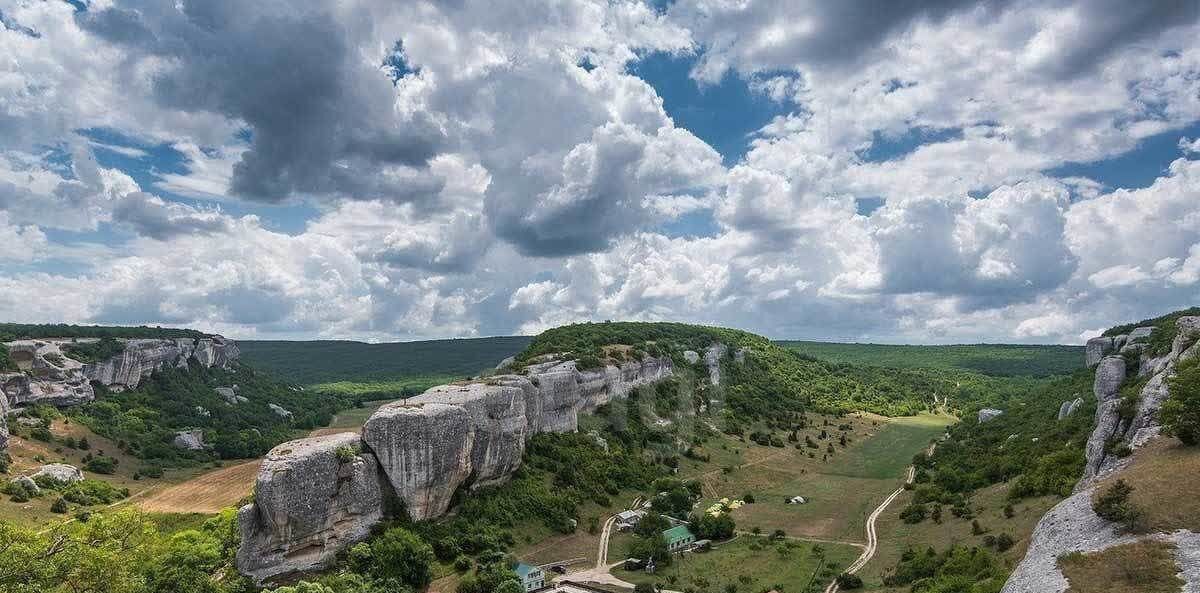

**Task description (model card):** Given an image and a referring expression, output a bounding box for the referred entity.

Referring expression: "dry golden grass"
[1093,437,1200,534]
[138,459,261,513]
[1059,539,1183,593]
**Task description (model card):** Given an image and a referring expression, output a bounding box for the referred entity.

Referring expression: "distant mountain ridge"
[237,336,534,385]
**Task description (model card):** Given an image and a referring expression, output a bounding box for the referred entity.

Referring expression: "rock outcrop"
[1084,336,1113,368]
[237,433,386,583]
[238,352,675,582]
[1057,397,1083,420]
[33,463,83,484]
[1003,315,1200,592]
[0,335,239,409]
[704,343,727,385]
[978,408,1004,423]
[0,390,9,452]
[173,429,207,450]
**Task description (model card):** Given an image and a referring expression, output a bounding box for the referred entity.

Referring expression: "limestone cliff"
[236,433,386,582]
[0,335,239,410]
[237,352,676,582]
[1003,316,1200,593]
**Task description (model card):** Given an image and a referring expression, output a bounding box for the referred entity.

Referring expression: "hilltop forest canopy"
[778,341,1083,378]
[517,322,1052,418]
[237,336,533,385]
[0,323,208,341]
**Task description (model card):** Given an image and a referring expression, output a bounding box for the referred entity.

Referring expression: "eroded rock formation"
[1003,316,1200,593]
[0,389,9,452]
[0,336,239,409]
[237,352,677,582]
[237,433,386,582]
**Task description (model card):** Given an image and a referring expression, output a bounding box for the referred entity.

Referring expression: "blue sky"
[1,0,1199,344]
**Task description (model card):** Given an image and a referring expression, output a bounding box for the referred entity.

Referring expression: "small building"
[662,525,696,552]
[514,562,545,592]
[615,509,645,530]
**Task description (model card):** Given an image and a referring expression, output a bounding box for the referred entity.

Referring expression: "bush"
[50,497,69,513]
[62,479,128,506]
[836,573,863,589]
[899,503,926,524]
[84,456,118,475]
[1163,359,1200,446]
[1093,479,1141,532]
[356,527,435,590]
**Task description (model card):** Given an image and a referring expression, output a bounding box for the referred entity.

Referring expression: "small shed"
[615,509,645,530]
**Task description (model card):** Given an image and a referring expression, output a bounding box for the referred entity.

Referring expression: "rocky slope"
[0,336,239,409]
[1002,316,1200,593]
[237,351,679,582]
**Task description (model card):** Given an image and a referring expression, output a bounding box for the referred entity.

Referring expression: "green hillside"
[237,336,532,385]
[777,341,1083,377]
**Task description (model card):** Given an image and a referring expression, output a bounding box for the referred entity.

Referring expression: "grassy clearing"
[822,414,953,480]
[137,459,260,514]
[1093,437,1200,534]
[1058,540,1184,593]
[860,481,1059,591]
[614,536,861,593]
[0,419,214,526]
[309,376,460,397]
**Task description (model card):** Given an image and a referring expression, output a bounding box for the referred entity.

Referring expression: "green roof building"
[515,562,545,592]
[662,525,696,551]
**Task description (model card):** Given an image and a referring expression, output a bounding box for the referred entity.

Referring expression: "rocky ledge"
[0,336,239,410]
[237,351,681,582]
[1003,316,1200,592]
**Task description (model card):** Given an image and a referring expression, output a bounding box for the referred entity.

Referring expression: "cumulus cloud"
[112,192,234,240]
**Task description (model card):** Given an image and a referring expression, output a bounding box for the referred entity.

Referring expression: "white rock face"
[1057,397,1084,420]
[1005,315,1200,592]
[1,335,239,409]
[683,350,700,364]
[0,387,8,453]
[978,408,1004,423]
[173,429,206,450]
[240,353,675,580]
[268,403,293,418]
[33,463,83,484]
[704,343,727,385]
[1126,326,1155,342]
[1084,336,1113,367]
[237,433,384,583]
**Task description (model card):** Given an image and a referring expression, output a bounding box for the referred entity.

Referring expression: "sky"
[1,0,1199,344]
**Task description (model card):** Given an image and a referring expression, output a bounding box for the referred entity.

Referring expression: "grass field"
[678,413,954,542]
[859,482,1059,591]
[1059,540,1184,593]
[1093,437,1200,533]
[777,341,1083,377]
[138,459,260,514]
[615,536,861,593]
[309,376,459,398]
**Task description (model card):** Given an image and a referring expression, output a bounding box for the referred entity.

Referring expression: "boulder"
[1126,326,1155,343]
[362,402,478,521]
[216,386,248,404]
[236,433,385,583]
[1084,337,1113,367]
[33,463,83,484]
[978,408,1004,423]
[683,350,700,364]
[173,429,206,451]
[14,475,40,495]
[1057,398,1084,420]
[268,403,293,419]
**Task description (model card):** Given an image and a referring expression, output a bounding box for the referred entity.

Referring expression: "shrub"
[1163,359,1200,446]
[84,456,118,475]
[1093,479,1141,532]
[899,503,926,524]
[50,497,69,513]
[836,573,863,589]
[334,445,359,463]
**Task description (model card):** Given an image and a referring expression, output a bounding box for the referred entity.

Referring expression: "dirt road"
[824,442,936,593]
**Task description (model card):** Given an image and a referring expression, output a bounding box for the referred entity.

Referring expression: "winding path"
[823,443,935,593]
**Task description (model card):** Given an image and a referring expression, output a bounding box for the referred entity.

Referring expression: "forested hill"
[777,341,1083,377]
[237,336,532,385]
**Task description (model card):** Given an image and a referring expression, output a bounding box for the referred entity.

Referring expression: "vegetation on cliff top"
[0,323,209,341]
[1102,306,1200,355]
[779,341,1083,378]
